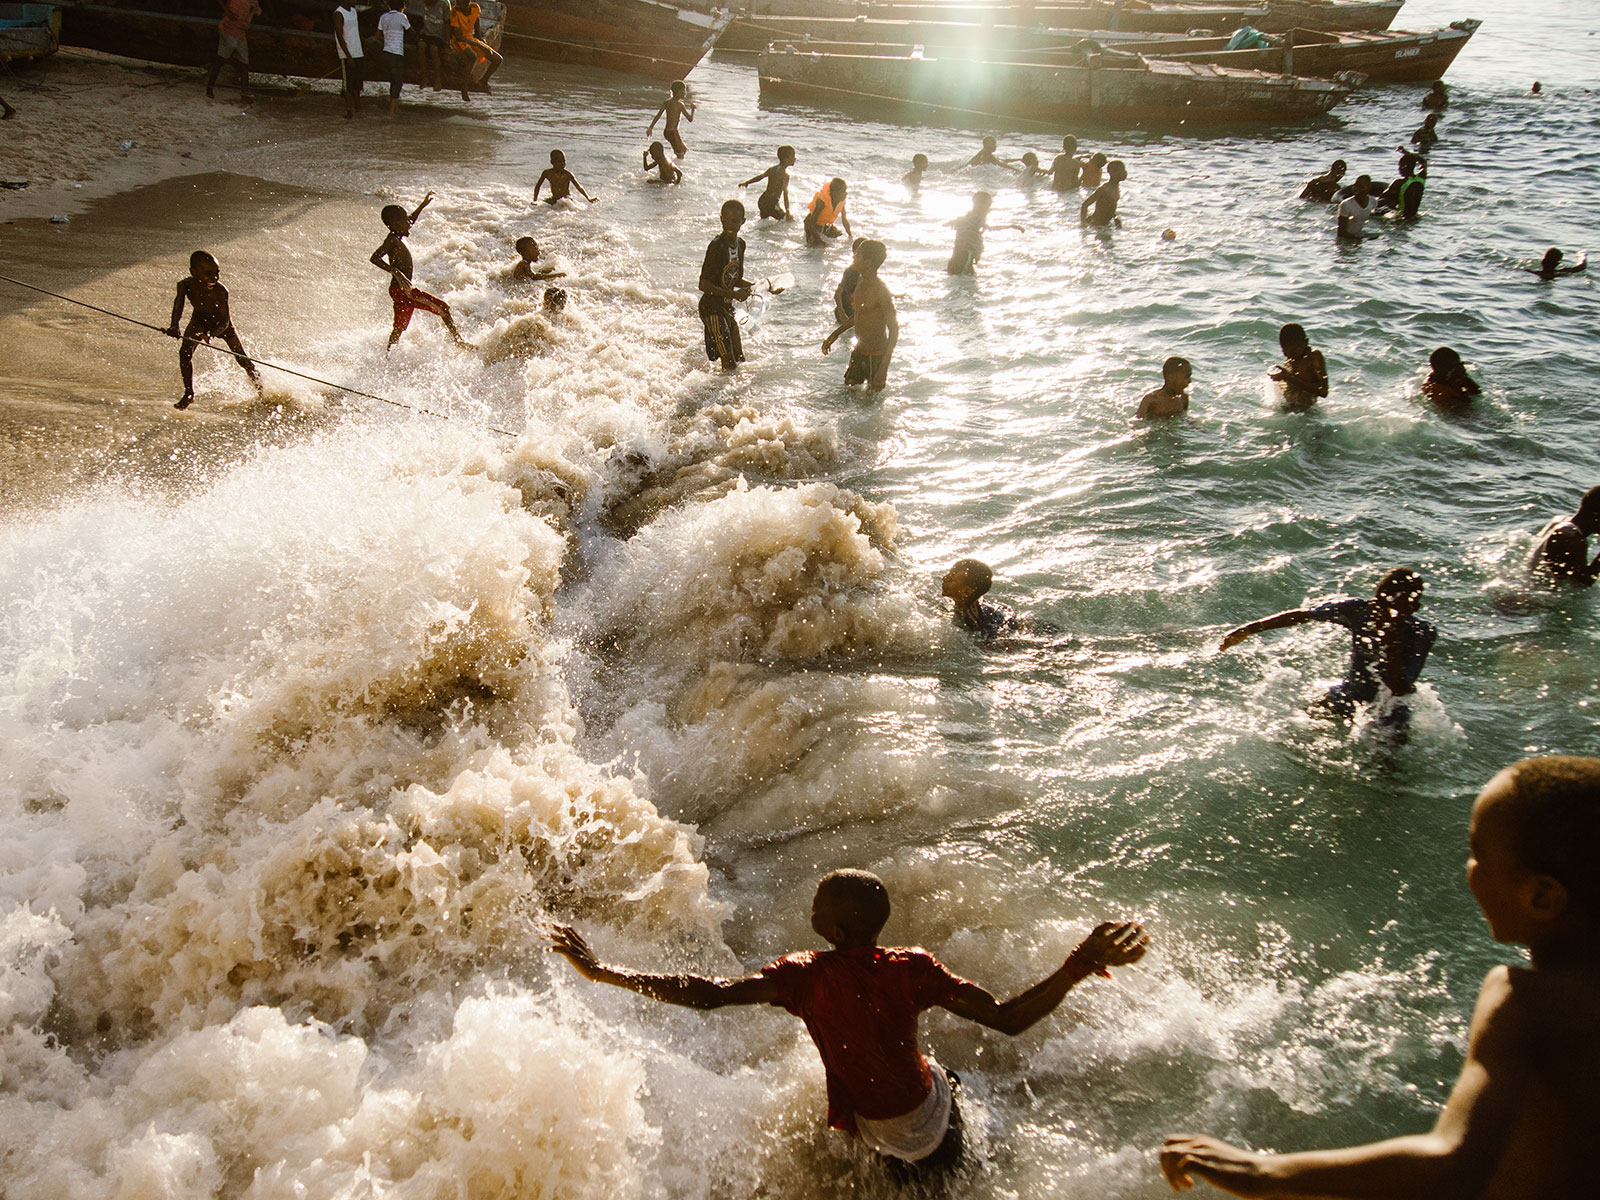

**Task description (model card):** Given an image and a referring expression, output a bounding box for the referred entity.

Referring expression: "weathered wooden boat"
[52,0,503,88]
[0,1,60,61]
[757,41,1349,126]
[496,0,729,80]
[744,0,1402,30]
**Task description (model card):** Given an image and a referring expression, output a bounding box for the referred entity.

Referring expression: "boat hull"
[496,0,727,80]
[0,2,60,60]
[1144,20,1481,82]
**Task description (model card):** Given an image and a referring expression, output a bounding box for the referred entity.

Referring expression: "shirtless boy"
[512,236,564,282]
[946,191,1020,275]
[1080,159,1126,227]
[166,250,263,409]
[942,559,1017,640]
[643,142,682,185]
[370,191,471,350]
[1050,136,1084,190]
[552,870,1147,1172]
[534,149,597,205]
[1299,159,1346,203]
[1081,152,1107,188]
[1164,755,1600,1200]
[1268,323,1328,411]
[1137,356,1191,419]
[647,80,695,157]
[1528,486,1600,587]
[822,239,897,392]
[1421,346,1480,411]
[903,153,929,191]
[966,134,1016,169]
[1527,247,1587,279]
[739,145,796,219]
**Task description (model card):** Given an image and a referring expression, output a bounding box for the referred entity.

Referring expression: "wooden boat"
[745,0,1402,30]
[757,41,1349,126]
[53,0,503,89]
[496,0,729,81]
[0,1,60,61]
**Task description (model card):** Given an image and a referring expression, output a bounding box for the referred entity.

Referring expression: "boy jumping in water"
[551,870,1147,1171]
[822,238,898,392]
[1163,754,1600,1199]
[534,149,597,205]
[647,80,694,157]
[739,145,796,219]
[166,250,263,409]
[370,191,472,350]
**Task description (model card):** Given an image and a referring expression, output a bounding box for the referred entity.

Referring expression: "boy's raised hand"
[547,923,603,979]
[1074,920,1150,974]
[1159,1135,1274,1195]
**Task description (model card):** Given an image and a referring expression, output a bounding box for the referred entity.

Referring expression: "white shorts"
[855,1059,952,1163]
[216,32,249,62]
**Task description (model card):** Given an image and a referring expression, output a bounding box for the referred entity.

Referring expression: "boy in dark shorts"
[1268,323,1327,411]
[647,80,695,157]
[642,142,682,185]
[804,177,852,248]
[551,869,1147,1172]
[415,0,448,90]
[534,149,597,205]
[1164,755,1600,1199]
[822,239,897,392]
[369,191,472,350]
[166,250,263,409]
[739,145,796,220]
[698,199,753,370]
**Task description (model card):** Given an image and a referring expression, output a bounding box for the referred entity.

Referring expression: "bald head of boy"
[811,869,891,948]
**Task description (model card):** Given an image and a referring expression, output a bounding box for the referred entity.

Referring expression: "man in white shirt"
[377,0,410,116]
[1336,174,1377,240]
[333,3,364,119]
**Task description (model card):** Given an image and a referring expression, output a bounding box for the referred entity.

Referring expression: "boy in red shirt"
[549,869,1148,1172]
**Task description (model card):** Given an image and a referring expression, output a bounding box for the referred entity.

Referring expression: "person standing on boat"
[333,1,365,118]
[416,0,448,92]
[377,0,409,117]
[448,0,502,101]
[205,0,259,104]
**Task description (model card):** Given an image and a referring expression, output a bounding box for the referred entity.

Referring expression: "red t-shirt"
[218,0,260,38]
[760,946,974,1132]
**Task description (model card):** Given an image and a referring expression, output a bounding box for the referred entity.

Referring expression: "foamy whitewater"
[2,0,1598,1195]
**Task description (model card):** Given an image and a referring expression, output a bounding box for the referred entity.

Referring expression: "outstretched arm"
[938,922,1148,1036]
[1219,609,1314,651]
[738,169,767,188]
[573,177,597,202]
[548,924,779,1009]
[409,191,434,224]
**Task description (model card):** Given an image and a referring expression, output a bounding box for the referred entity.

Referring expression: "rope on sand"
[0,272,520,439]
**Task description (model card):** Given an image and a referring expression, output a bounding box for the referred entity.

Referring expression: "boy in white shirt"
[377,0,410,116]
[1336,175,1377,240]
[333,2,364,119]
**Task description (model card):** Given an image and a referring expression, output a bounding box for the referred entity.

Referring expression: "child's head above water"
[189,249,219,278]
[942,558,993,606]
[912,153,929,169]
[671,80,686,97]
[1278,322,1310,355]
[1162,355,1192,390]
[810,869,891,947]
[1428,345,1463,375]
[515,236,538,261]
[648,140,666,159]
[777,144,796,164]
[549,149,566,167]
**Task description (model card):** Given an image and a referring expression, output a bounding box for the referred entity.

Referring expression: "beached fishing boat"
[496,0,729,81]
[0,1,60,61]
[757,41,1349,126]
[743,0,1402,30]
[51,0,502,89]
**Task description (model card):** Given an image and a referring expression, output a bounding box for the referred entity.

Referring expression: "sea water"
[2,0,1598,1194]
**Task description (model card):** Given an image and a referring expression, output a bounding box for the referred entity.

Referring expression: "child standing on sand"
[369,191,472,350]
[552,870,1147,1172]
[739,145,796,220]
[166,250,263,409]
[647,80,695,157]
[1164,755,1600,1198]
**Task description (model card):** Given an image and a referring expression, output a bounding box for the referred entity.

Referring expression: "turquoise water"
[1,1,1597,1195]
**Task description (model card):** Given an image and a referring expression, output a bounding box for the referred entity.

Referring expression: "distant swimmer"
[1299,159,1347,203]
[1219,567,1435,727]
[1528,247,1588,279]
[822,239,898,392]
[1377,152,1426,221]
[739,144,796,220]
[1336,175,1378,239]
[1528,486,1600,587]
[966,134,1018,170]
[1165,755,1600,1199]
[550,870,1148,1175]
[1268,323,1328,411]
[370,191,472,351]
[1080,159,1126,227]
[642,141,682,185]
[902,153,930,191]
[941,559,1018,638]
[945,191,1020,275]
[804,177,852,248]
[1410,112,1440,152]
[1422,79,1449,110]
[698,199,753,371]
[1050,135,1085,190]
[542,286,566,315]
[1530,79,1542,94]
[1421,346,1480,411]
[534,149,597,205]
[512,236,564,282]
[1080,152,1107,189]
[646,80,695,157]
[1137,356,1191,419]
[166,250,263,409]
[832,238,865,325]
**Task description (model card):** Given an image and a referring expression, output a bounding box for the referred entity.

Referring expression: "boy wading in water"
[1080,159,1126,228]
[167,250,264,409]
[1164,755,1600,1200]
[534,149,597,205]
[1528,486,1600,588]
[370,191,472,350]
[739,145,796,220]
[1268,323,1327,411]
[822,239,898,392]
[804,177,852,248]
[647,80,695,157]
[698,199,753,371]
[1137,356,1191,419]
[551,870,1148,1173]
[946,191,1020,276]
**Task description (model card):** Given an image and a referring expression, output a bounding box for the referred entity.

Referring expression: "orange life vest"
[809,185,844,228]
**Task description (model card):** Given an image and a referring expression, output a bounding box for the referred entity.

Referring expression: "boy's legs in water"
[176,323,264,407]
[883,1069,966,1193]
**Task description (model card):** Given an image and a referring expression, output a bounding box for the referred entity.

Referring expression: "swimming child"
[370,191,472,350]
[832,238,866,325]
[551,870,1148,1171]
[1528,486,1600,587]
[1268,323,1328,411]
[1136,356,1191,419]
[1527,247,1587,279]
[946,191,1020,275]
[1299,159,1346,203]
[1421,346,1480,411]
[1410,112,1440,152]
[1080,152,1107,188]
[1218,567,1435,727]
[804,177,852,248]
[1336,175,1377,239]
[822,238,898,392]
[1080,159,1126,227]
[642,141,682,185]
[1018,151,1048,181]
[646,80,695,157]
[165,250,263,409]
[512,236,564,281]
[739,145,796,219]
[698,198,753,370]
[1421,78,1448,110]
[902,153,929,191]
[1163,754,1600,1198]
[1378,152,1426,220]
[534,149,597,205]
[965,134,1017,169]
[1050,135,1084,190]
[941,559,1017,639]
